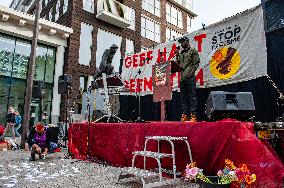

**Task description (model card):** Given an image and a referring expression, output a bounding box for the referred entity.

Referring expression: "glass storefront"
[0,34,56,128]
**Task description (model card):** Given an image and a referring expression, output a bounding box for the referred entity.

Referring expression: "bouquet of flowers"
[185,162,212,183]
[185,159,256,187]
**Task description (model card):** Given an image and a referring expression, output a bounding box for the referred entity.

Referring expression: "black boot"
[30,152,35,161]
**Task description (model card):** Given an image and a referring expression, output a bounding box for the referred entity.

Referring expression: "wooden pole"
[21,0,42,146]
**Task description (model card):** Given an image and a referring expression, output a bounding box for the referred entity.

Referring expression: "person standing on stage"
[177,37,200,122]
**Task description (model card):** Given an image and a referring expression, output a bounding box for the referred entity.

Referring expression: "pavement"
[0,150,200,188]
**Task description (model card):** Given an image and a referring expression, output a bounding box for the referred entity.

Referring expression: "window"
[35,46,47,81]
[166,4,183,29]
[96,29,122,72]
[187,15,191,32]
[183,0,193,11]
[172,0,192,11]
[125,39,134,56]
[141,16,160,43]
[63,0,69,14]
[80,76,88,92]
[128,8,136,31]
[55,1,60,21]
[45,48,56,84]
[166,28,182,41]
[142,0,160,17]
[0,34,56,126]
[11,0,20,9]
[43,0,48,7]
[49,8,54,21]
[79,23,93,65]
[83,0,94,13]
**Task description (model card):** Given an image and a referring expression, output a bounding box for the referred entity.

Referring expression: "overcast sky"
[0,0,261,32]
[191,0,261,31]
[1,0,12,7]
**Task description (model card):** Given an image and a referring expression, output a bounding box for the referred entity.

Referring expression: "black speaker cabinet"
[58,74,71,94]
[32,80,44,99]
[205,91,255,121]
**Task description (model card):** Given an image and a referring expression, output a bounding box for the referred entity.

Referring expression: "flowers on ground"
[185,162,203,181]
[185,159,256,187]
[185,162,212,184]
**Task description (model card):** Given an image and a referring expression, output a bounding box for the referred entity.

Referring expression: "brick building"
[11,0,197,118]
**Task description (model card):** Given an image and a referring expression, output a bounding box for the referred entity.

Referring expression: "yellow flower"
[225,159,236,170]
[251,174,256,182]
[188,162,196,168]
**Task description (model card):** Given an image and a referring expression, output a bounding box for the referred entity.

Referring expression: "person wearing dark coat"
[27,122,52,161]
[2,106,16,140]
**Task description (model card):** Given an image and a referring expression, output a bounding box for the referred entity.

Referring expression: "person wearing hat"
[27,122,52,161]
[177,37,200,122]
[93,44,118,81]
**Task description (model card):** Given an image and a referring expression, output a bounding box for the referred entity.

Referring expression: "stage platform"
[68,120,284,187]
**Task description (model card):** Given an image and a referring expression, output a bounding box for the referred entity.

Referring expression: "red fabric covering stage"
[68,120,284,188]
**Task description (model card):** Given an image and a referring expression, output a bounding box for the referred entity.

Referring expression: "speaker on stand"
[58,74,72,148]
[58,74,71,94]
[32,80,45,122]
[32,80,44,99]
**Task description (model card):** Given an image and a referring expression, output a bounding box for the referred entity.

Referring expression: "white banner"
[121,5,267,95]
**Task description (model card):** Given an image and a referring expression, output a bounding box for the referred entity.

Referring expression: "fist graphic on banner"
[210,46,241,80]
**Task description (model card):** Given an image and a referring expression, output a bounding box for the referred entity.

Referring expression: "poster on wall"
[121,5,267,96]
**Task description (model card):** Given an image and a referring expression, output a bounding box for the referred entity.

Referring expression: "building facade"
[0,5,72,126]
[10,0,197,118]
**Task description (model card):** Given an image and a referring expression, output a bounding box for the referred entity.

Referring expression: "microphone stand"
[135,69,145,123]
[87,87,92,124]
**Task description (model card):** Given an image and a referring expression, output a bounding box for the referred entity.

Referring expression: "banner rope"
[266,75,284,100]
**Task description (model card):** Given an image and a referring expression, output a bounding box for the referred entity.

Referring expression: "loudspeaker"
[58,74,71,94]
[32,80,44,99]
[205,91,255,121]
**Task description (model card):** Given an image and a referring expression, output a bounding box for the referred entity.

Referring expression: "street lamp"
[21,0,42,147]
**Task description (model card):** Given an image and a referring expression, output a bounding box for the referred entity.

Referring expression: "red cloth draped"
[69,120,284,187]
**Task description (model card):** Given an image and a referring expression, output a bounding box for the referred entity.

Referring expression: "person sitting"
[27,122,52,161]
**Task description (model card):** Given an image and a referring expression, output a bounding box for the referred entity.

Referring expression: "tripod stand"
[94,73,123,123]
[86,87,93,123]
[61,85,70,148]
